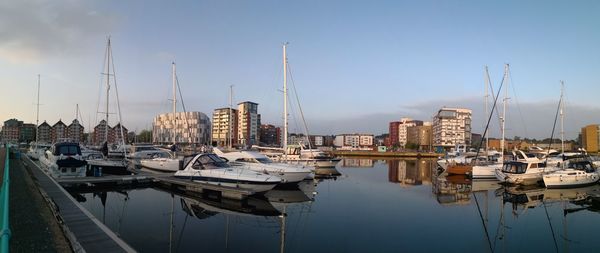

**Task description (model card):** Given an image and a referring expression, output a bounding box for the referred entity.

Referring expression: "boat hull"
[543,171,600,189]
[446,164,472,175]
[174,175,279,193]
[472,164,501,179]
[140,158,181,173]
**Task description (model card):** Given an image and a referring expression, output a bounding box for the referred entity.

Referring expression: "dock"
[155,176,255,200]
[22,157,137,252]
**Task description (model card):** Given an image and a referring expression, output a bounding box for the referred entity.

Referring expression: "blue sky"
[1,0,599,139]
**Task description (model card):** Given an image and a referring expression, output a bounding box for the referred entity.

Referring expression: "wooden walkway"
[22,157,136,253]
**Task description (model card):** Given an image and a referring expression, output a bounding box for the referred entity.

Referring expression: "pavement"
[4,149,71,252]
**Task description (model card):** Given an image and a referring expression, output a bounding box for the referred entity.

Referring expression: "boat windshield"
[502,162,528,174]
[255,158,272,164]
[135,146,157,152]
[54,144,81,156]
[197,154,229,168]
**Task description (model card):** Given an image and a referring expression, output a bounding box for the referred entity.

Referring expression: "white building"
[153,111,211,145]
[334,133,374,150]
[432,107,472,150]
[212,107,238,147]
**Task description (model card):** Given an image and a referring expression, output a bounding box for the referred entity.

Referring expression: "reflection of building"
[387,159,434,186]
[581,124,599,153]
[153,111,211,145]
[433,107,472,150]
[341,159,374,167]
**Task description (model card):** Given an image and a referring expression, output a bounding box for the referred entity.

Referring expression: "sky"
[1,0,599,140]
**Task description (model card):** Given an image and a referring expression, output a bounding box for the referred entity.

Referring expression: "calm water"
[69,158,600,253]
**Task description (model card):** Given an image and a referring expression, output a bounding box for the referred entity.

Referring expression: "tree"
[137,130,152,143]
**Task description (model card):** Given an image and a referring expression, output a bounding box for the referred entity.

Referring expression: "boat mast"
[500,64,509,159]
[172,62,177,145]
[560,80,565,168]
[105,38,111,145]
[484,66,489,152]
[283,43,288,159]
[35,74,40,146]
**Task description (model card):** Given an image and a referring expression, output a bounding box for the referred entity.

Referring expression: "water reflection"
[340,158,374,167]
[387,159,434,186]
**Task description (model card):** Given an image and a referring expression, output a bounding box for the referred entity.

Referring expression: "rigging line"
[543,201,560,253]
[472,192,494,253]
[509,72,528,138]
[486,68,502,136]
[175,74,194,145]
[544,91,562,165]
[286,62,313,149]
[474,67,505,161]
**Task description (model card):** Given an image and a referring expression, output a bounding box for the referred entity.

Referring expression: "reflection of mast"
[280,206,286,253]
[169,194,174,253]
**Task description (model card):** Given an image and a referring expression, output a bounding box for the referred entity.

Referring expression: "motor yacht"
[495,157,560,185]
[214,148,312,184]
[174,153,282,193]
[39,142,87,178]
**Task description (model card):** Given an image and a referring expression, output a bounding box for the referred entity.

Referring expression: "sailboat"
[85,37,130,175]
[543,82,600,188]
[27,75,51,160]
[262,43,339,169]
[141,62,186,172]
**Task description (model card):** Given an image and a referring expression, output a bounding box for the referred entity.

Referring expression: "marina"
[6,149,600,252]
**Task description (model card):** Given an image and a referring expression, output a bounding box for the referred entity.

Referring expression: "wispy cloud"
[0,0,116,63]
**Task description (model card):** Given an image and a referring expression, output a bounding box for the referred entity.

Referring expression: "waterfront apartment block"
[67,119,84,143]
[1,118,85,144]
[1,119,23,143]
[334,133,374,150]
[288,133,309,146]
[211,107,238,147]
[406,123,432,151]
[38,121,51,143]
[388,118,423,147]
[259,124,281,146]
[237,101,260,147]
[152,111,211,145]
[92,120,128,145]
[51,120,67,143]
[581,124,599,153]
[432,107,472,150]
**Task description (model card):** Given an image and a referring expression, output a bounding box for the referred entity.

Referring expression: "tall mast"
[229,85,233,150]
[105,37,111,144]
[35,74,40,145]
[484,66,489,152]
[500,64,509,158]
[283,43,288,158]
[560,80,565,166]
[172,62,177,144]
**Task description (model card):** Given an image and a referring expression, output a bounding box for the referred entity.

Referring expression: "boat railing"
[1,146,11,252]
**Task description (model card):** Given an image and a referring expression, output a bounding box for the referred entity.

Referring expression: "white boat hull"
[543,170,599,189]
[472,164,501,179]
[140,158,181,173]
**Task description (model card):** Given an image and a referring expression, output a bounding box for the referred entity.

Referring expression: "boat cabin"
[183,153,230,170]
[502,161,545,174]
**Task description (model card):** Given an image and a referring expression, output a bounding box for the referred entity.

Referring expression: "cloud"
[0,0,116,63]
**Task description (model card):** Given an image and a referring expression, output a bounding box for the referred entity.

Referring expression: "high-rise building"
[93,120,109,145]
[259,124,281,146]
[581,124,599,153]
[211,107,238,147]
[388,121,400,147]
[237,101,260,146]
[388,118,423,148]
[92,120,128,145]
[110,123,128,145]
[432,107,472,150]
[407,123,432,151]
[153,111,211,145]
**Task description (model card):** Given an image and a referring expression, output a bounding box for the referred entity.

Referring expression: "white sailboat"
[27,75,50,160]
[141,62,185,172]
[86,37,129,174]
[543,82,600,188]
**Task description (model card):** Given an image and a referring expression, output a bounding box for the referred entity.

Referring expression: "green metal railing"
[0,146,10,253]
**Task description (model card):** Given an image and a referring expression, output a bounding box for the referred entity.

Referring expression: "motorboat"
[495,158,561,185]
[174,153,282,193]
[39,142,87,178]
[126,144,171,166]
[26,142,51,160]
[543,160,599,189]
[140,152,181,173]
[214,148,312,184]
[262,144,340,168]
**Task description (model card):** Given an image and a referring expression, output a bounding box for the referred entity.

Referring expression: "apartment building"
[153,111,211,145]
[432,107,472,150]
[211,107,238,147]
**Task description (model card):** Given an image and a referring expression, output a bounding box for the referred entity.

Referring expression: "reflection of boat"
[39,142,88,178]
[214,148,312,183]
[471,180,502,192]
[433,176,472,205]
[174,153,282,193]
[180,195,281,218]
[314,167,341,178]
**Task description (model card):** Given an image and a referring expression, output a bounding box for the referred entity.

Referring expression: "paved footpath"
[6,149,71,252]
